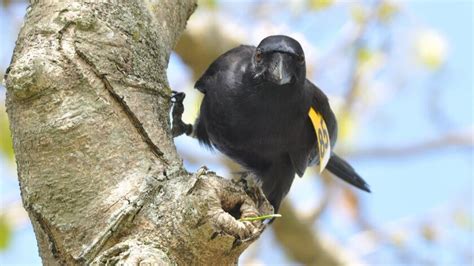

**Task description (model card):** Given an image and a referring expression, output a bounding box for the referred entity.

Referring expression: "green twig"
[239,214,282,222]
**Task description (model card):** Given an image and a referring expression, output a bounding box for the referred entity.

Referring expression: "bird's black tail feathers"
[326,154,371,193]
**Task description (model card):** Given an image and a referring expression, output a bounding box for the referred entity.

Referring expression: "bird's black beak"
[269,53,293,85]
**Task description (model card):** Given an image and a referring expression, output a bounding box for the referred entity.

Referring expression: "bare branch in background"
[175,15,240,79]
[340,0,389,116]
[349,129,473,159]
[347,197,472,262]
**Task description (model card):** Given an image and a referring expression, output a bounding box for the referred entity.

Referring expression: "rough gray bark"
[4,1,271,265]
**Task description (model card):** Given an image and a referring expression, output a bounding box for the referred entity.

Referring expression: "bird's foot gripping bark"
[171,91,193,137]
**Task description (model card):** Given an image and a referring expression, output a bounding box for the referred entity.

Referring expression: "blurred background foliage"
[0,0,473,265]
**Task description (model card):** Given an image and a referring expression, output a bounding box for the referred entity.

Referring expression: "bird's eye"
[298,55,305,64]
[255,51,263,62]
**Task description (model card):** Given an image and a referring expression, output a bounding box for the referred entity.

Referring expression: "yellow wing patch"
[308,107,331,173]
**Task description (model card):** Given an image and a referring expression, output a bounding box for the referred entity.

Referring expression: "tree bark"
[4,1,271,265]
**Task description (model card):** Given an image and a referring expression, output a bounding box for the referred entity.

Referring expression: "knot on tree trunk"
[191,168,272,240]
[111,167,274,265]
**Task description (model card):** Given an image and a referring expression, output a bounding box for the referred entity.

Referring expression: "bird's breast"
[205,90,313,155]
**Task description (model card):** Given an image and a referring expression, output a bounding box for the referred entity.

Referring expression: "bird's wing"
[194,103,213,149]
[288,80,338,175]
[193,45,254,149]
[194,45,255,94]
[305,81,371,192]
[305,80,338,148]
[289,150,310,177]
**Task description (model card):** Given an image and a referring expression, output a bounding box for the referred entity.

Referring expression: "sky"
[0,1,472,265]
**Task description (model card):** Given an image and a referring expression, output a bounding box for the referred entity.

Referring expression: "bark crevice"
[58,20,167,162]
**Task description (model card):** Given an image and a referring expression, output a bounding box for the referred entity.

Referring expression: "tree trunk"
[4,1,271,264]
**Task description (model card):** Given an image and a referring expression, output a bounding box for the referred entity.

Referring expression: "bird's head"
[253,35,306,86]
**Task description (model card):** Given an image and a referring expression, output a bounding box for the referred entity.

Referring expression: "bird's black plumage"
[190,35,370,212]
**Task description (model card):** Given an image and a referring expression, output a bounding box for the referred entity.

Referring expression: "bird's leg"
[171,91,193,137]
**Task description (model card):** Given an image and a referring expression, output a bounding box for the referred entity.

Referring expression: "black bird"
[173,35,370,212]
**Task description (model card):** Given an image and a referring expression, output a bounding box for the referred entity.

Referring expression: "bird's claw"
[170,91,193,137]
[171,91,185,103]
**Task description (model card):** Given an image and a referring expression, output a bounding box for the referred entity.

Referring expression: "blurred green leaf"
[309,0,333,11]
[199,0,218,9]
[390,231,407,248]
[357,48,372,63]
[420,223,437,243]
[0,215,12,251]
[377,1,399,23]
[351,5,367,24]
[0,106,15,161]
[338,110,356,143]
[453,210,473,231]
[357,47,385,73]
